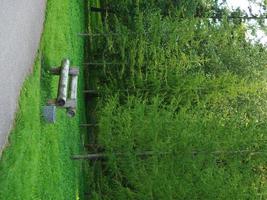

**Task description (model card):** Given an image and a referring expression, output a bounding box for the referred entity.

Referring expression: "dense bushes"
[87,0,267,199]
[93,97,267,199]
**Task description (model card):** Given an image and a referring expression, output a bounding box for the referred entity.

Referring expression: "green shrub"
[87,0,267,199]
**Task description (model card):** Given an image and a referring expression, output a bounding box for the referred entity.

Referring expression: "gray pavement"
[0,0,46,153]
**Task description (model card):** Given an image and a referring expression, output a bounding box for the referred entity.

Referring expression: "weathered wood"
[83,90,100,96]
[80,123,98,127]
[78,33,123,37]
[47,99,57,106]
[66,75,78,117]
[50,67,79,76]
[70,75,78,100]
[71,149,267,161]
[48,99,76,108]
[71,151,168,161]
[67,76,78,117]
[83,89,151,95]
[78,31,138,37]
[84,62,125,66]
[67,107,76,118]
[57,59,70,106]
[63,99,76,108]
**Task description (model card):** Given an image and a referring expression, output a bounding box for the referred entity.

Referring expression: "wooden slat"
[70,75,78,100]
[66,75,78,117]
[57,59,70,106]
[84,62,125,66]
[71,151,168,161]
[80,123,97,127]
[63,99,76,108]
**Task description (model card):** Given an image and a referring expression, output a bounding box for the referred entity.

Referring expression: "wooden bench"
[43,59,79,122]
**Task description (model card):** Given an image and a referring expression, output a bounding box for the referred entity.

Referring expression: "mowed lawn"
[0,0,86,199]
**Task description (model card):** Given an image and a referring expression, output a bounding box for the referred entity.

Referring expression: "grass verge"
[0,0,86,199]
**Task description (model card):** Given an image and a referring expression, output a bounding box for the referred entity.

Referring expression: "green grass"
[0,0,86,199]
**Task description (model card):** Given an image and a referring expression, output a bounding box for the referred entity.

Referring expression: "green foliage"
[87,0,267,199]
[94,97,267,199]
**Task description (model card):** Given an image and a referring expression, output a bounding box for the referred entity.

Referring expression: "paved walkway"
[0,0,46,152]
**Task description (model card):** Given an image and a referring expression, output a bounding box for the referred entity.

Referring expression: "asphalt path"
[0,0,46,153]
